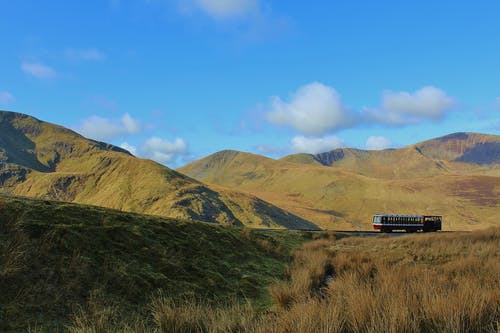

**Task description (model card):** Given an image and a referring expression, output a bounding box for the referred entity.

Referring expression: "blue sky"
[1,0,499,166]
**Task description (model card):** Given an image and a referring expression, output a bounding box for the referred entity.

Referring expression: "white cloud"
[121,113,141,133]
[188,0,259,19]
[367,86,455,125]
[290,135,345,154]
[21,62,56,79]
[0,91,15,105]
[267,82,356,136]
[141,137,188,164]
[365,136,391,150]
[76,113,142,140]
[66,48,106,61]
[120,142,137,156]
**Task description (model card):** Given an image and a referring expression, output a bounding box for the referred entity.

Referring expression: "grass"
[2,193,498,332]
[63,228,500,332]
[260,229,500,333]
[0,195,310,332]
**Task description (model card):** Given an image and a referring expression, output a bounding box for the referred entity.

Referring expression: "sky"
[1,0,499,167]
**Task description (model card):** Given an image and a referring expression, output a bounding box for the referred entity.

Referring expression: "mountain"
[413,132,500,164]
[179,133,500,230]
[280,132,500,178]
[0,110,318,229]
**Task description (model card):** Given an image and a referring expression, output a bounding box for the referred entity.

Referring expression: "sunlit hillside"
[0,111,317,229]
[179,133,500,230]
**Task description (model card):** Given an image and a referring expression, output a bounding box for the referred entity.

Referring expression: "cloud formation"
[21,62,56,79]
[66,48,106,61]
[290,135,345,154]
[188,0,259,19]
[267,82,356,136]
[365,136,391,150]
[76,113,142,140]
[255,144,288,156]
[119,142,138,156]
[141,137,188,164]
[367,86,455,125]
[0,91,15,105]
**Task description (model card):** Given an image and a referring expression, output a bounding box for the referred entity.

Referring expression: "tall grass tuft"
[150,296,257,333]
[259,228,500,333]
[270,238,333,309]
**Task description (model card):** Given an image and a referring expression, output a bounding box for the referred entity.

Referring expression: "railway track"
[253,229,457,236]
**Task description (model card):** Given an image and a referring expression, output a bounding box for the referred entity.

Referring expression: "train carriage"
[373,214,442,232]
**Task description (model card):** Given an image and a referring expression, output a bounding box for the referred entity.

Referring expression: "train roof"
[374,214,442,218]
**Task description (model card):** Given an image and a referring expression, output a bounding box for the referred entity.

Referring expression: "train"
[373,214,442,232]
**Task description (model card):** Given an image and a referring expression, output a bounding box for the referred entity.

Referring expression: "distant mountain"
[413,132,500,164]
[280,132,500,178]
[0,110,317,229]
[179,133,500,231]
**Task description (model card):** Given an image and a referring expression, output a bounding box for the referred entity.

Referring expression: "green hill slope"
[179,134,500,230]
[0,110,317,229]
[0,195,309,332]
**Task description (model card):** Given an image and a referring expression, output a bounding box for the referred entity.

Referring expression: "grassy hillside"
[179,134,500,230]
[258,229,500,332]
[0,110,316,229]
[2,194,497,332]
[65,227,500,332]
[0,194,310,332]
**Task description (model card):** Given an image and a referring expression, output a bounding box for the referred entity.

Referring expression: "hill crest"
[279,132,500,168]
[0,110,317,229]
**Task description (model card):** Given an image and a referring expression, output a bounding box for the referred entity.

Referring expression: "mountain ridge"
[281,132,499,167]
[0,110,318,229]
[179,132,500,230]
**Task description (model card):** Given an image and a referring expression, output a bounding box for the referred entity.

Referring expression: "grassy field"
[1,194,498,332]
[0,195,311,332]
[68,230,499,333]
[260,230,500,332]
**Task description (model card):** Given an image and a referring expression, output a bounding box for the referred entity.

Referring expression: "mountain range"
[0,110,316,229]
[1,110,499,230]
[179,133,499,230]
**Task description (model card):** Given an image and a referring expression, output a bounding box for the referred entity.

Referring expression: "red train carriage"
[373,214,442,232]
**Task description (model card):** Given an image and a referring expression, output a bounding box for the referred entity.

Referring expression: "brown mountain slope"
[179,134,500,231]
[0,110,317,229]
[280,133,500,178]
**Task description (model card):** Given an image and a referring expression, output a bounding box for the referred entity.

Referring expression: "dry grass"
[67,290,149,333]
[260,228,500,333]
[66,229,500,333]
[269,239,333,310]
[150,297,257,333]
